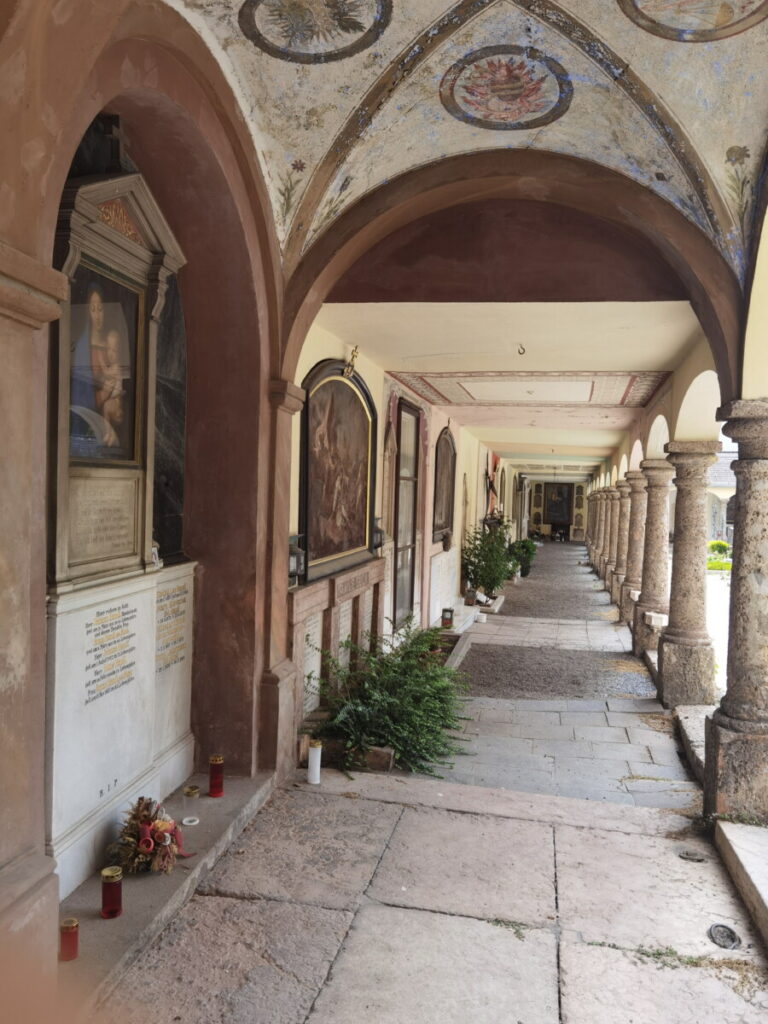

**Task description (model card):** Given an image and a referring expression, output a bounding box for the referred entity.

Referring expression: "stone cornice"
[0,241,67,328]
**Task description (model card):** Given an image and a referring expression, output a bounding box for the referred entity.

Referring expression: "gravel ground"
[499,543,618,621]
[459,645,656,699]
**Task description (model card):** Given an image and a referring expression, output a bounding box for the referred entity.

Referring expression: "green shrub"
[510,539,537,577]
[708,540,729,556]
[706,560,732,571]
[462,526,517,595]
[313,619,468,774]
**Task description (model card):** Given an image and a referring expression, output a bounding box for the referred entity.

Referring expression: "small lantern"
[289,535,306,587]
[441,607,454,629]
[373,517,385,551]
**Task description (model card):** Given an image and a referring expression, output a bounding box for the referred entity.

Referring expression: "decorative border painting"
[617,0,768,41]
[440,45,573,131]
[301,361,376,579]
[238,0,392,63]
[69,262,142,463]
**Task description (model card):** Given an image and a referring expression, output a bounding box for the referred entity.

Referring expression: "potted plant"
[510,538,537,578]
[312,619,467,774]
[462,526,517,600]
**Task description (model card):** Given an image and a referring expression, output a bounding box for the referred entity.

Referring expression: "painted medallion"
[238,0,392,63]
[617,0,768,41]
[440,46,572,131]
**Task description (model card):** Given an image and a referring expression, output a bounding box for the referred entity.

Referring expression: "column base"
[610,571,625,605]
[620,581,640,623]
[599,556,610,580]
[603,562,616,591]
[704,716,768,820]
[657,636,716,708]
[258,658,300,783]
[632,603,667,655]
[0,852,59,1005]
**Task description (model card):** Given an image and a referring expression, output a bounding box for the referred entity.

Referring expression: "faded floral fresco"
[621,0,768,38]
[238,0,391,62]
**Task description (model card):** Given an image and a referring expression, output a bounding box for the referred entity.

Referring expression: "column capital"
[664,440,721,457]
[718,400,768,458]
[616,479,631,497]
[625,469,647,490]
[640,458,675,484]
[269,379,305,414]
[664,441,719,487]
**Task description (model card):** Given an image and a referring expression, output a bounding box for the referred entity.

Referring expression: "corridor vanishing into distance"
[98,543,768,1024]
[450,542,701,810]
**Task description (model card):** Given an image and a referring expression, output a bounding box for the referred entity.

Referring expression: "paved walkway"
[101,775,768,1023]
[448,543,700,811]
[95,543,765,1023]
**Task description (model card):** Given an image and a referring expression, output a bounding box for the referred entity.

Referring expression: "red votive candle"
[100,866,123,919]
[59,918,79,961]
[209,755,224,798]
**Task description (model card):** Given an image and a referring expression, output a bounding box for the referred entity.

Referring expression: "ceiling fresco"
[175,0,768,280]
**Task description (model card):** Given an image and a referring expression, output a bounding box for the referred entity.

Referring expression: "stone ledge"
[715,820,768,951]
[643,610,668,629]
[675,705,714,784]
[643,649,659,686]
[59,772,274,1017]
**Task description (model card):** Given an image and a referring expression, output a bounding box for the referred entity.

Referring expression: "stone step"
[715,820,768,952]
[674,704,715,785]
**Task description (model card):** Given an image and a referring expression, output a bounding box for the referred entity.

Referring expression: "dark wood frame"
[393,398,420,627]
[544,482,574,526]
[299,358,377,583]
[432,426,456,543]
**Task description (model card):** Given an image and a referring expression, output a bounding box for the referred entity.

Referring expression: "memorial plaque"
[360,587,373,638]
[69,475,138,564]
[338,599,353,668]
[154,563,195,758]
[303,612,323,713]
[48,576,156,850]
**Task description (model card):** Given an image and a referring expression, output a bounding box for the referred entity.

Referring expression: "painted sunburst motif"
[618,0,768,40]
[238,0,391,63]
[440,46,572,132]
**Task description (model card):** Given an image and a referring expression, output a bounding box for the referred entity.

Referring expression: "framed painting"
[300,360,376,579]
[432,427,456,542]
[544,482,573,525]
[68,262,143,463]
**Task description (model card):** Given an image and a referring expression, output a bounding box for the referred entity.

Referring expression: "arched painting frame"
[432,427,457,543]
[300,360,377,581]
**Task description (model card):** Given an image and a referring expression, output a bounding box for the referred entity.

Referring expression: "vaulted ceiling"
[178,1,768,469]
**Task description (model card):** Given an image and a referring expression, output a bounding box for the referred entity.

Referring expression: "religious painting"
[68,263,141,462]
[432,428,456,542]
[545,483,573,526]
[238,0,392,63]
[617,0,768,41]
[440,45,572,131]
[302,365,375,574]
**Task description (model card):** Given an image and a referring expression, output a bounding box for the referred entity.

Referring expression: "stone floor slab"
[368,807,555,923]
[555,825,764,957]
[199,790,401,910]
[306,905,560,1024]
[559,939,768,1024]
[590,741,654,762]
[106,895,352,1024]
[574,725,630,743]
[560,711,609,726]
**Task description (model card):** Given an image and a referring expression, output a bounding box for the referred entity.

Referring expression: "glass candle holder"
[209,755,224,798]
[100,866,123,919]
[59,918,79,961]
[182,784,200,825]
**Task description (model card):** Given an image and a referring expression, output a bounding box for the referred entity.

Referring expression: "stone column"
[610,479,631,604]
[620,471,647,623]
[593,490,607,572]
[602,488,620,583]
[589,493,602,561]
[705,401,768,818]
[0,244,66,980]
[259,379,305,781]
[657,441,720,707]
[633,460,675,655]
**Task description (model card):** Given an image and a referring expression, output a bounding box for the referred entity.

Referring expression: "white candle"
[307,740,322,785]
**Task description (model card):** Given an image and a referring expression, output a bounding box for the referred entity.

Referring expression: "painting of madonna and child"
[69,265,140,462]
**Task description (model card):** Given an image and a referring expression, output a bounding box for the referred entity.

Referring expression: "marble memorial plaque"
[154,563,195,758]
[338,599,352,668]
[69,475,138,564]
[48,576,156,847]
[303,612,323,713]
